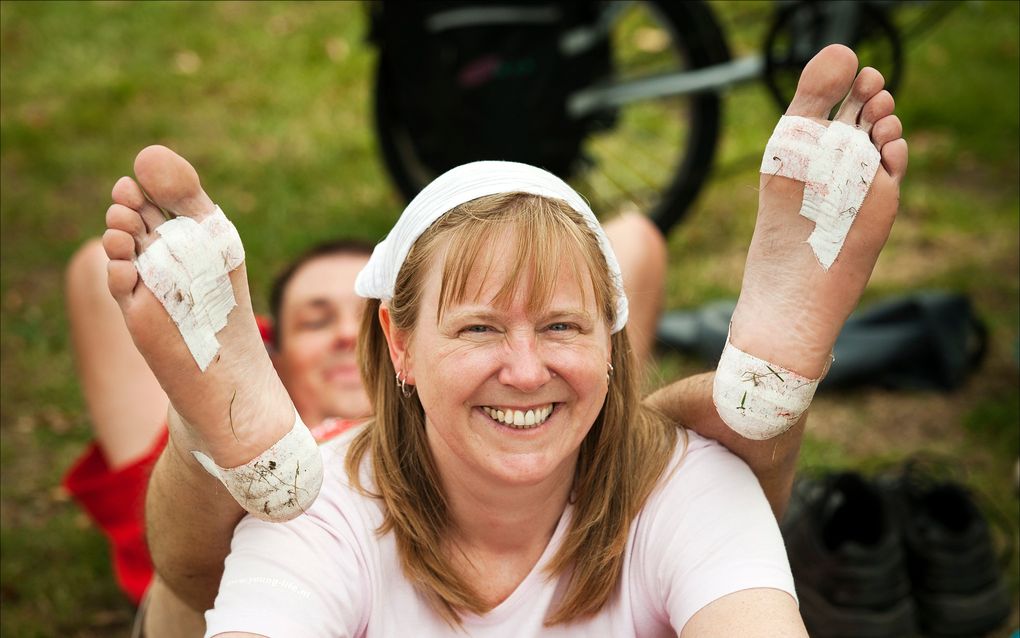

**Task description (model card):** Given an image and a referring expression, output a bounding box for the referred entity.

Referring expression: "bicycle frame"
[567,0,897,119]
[568,55,762,118]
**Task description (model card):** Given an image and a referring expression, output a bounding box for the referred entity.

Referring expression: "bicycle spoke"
[373,1,726,235]
[588,132,669,194]
[572,165,619,218]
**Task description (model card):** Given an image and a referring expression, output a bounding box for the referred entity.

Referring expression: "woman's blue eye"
[548,322,574,332]
[464,325,490,333]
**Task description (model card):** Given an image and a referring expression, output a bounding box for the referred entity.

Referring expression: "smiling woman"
[198,160,801,637]
[352,189,672,620]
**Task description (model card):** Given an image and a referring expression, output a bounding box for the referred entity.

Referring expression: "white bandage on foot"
[134,206,244,371]
[192,412,324,522]
[761,115,880,270]
[712,335,821,440]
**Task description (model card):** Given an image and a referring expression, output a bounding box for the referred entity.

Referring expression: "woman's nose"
[497,334,552,392]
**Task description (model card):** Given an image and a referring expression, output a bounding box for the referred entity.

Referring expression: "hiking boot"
[881,462,1012,638]
[782,472,917,638]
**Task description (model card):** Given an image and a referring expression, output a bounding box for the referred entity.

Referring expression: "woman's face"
[392,236,612,491]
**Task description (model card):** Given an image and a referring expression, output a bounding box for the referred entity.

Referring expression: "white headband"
[355,161,629,333]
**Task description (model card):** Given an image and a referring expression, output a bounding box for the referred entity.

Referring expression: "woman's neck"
[447,471,572,557]
[429,441,576,557]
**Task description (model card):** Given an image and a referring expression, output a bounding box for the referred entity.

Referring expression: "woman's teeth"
[482,405,554,429]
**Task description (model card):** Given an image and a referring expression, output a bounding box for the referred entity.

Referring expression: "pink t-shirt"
[205,428,795,637]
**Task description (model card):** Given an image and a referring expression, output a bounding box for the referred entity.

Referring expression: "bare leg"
[103,146,294,468]
[102,146,295,613]
[648,45,907,517]
[731,47,908,379]
[603,212,667,367]
[66,239,168,469]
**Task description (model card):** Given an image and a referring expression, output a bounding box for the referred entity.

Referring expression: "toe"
[859,90,895,135]
[103,228,138,262]
[785,44,859,119]
[871,114,903,150]
[106,203,146,236]
[111,176,146,209]
[106,203,157,254]
[834,67,885,126]
[107,259,139,301]
[112,175,167,232]
[134,145,215,218]
[881,138,908,182]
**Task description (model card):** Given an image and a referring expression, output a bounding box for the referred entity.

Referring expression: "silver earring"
[396,370,414,398]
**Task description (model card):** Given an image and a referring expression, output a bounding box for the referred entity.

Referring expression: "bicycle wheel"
[763,1,903,113]
[372,1,730,235]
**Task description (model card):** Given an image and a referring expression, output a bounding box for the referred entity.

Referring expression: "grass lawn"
[2,1,1017,635]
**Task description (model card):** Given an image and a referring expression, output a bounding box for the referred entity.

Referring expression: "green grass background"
[1,1,1017,636]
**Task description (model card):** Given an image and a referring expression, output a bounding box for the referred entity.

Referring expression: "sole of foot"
[103,145,295,468]
[730,44,909,379]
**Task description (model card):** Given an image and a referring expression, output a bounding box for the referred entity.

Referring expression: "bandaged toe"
[712,336,821,440]
[192,412,323,522]
[761,115,880,270]
[134,206,245,371]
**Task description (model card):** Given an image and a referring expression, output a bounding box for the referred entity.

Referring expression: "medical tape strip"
[134,206,245,371]
[761,115,881,270]
[192,412,324,522]
[712,335,819,440]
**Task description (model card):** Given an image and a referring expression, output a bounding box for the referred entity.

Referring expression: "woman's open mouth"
[481,404,555,430]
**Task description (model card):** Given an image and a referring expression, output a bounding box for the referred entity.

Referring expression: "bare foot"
[103,146,295,469]
[731,44,908,379]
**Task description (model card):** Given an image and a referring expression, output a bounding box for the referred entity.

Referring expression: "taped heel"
[712,336,822,440]
[192,412,323,522]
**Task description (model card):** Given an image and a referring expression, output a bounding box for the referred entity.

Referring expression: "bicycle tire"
[372,0,730,236]
[763,0,903,113]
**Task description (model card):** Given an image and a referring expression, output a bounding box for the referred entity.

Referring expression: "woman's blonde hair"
[348,193,680,625]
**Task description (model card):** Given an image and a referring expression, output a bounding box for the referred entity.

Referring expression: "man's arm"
[145,408,245,613]
[143,576,210,638]
[646,372,804,519]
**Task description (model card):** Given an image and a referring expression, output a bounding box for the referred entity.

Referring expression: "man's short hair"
[268,239,375,342]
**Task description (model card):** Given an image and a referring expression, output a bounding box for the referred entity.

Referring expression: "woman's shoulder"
[309,423,384,525]
[670,428,748,469]
[630,428,779,576]
[318,421,365,471]
[649,429,762,507]
[628,435,794,632]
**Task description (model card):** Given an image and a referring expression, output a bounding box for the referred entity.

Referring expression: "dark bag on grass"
[656,291,988,391]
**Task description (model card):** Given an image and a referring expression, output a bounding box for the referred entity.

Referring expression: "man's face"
[274,253,372,425]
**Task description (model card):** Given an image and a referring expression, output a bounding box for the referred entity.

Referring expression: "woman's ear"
[378,303,414,384]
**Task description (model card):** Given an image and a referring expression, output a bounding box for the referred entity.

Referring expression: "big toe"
[785,44,859,119]
[134,145,215,218]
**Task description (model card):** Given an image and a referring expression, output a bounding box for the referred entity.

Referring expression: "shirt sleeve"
[631,433,797,634]
[203,458,370,638]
